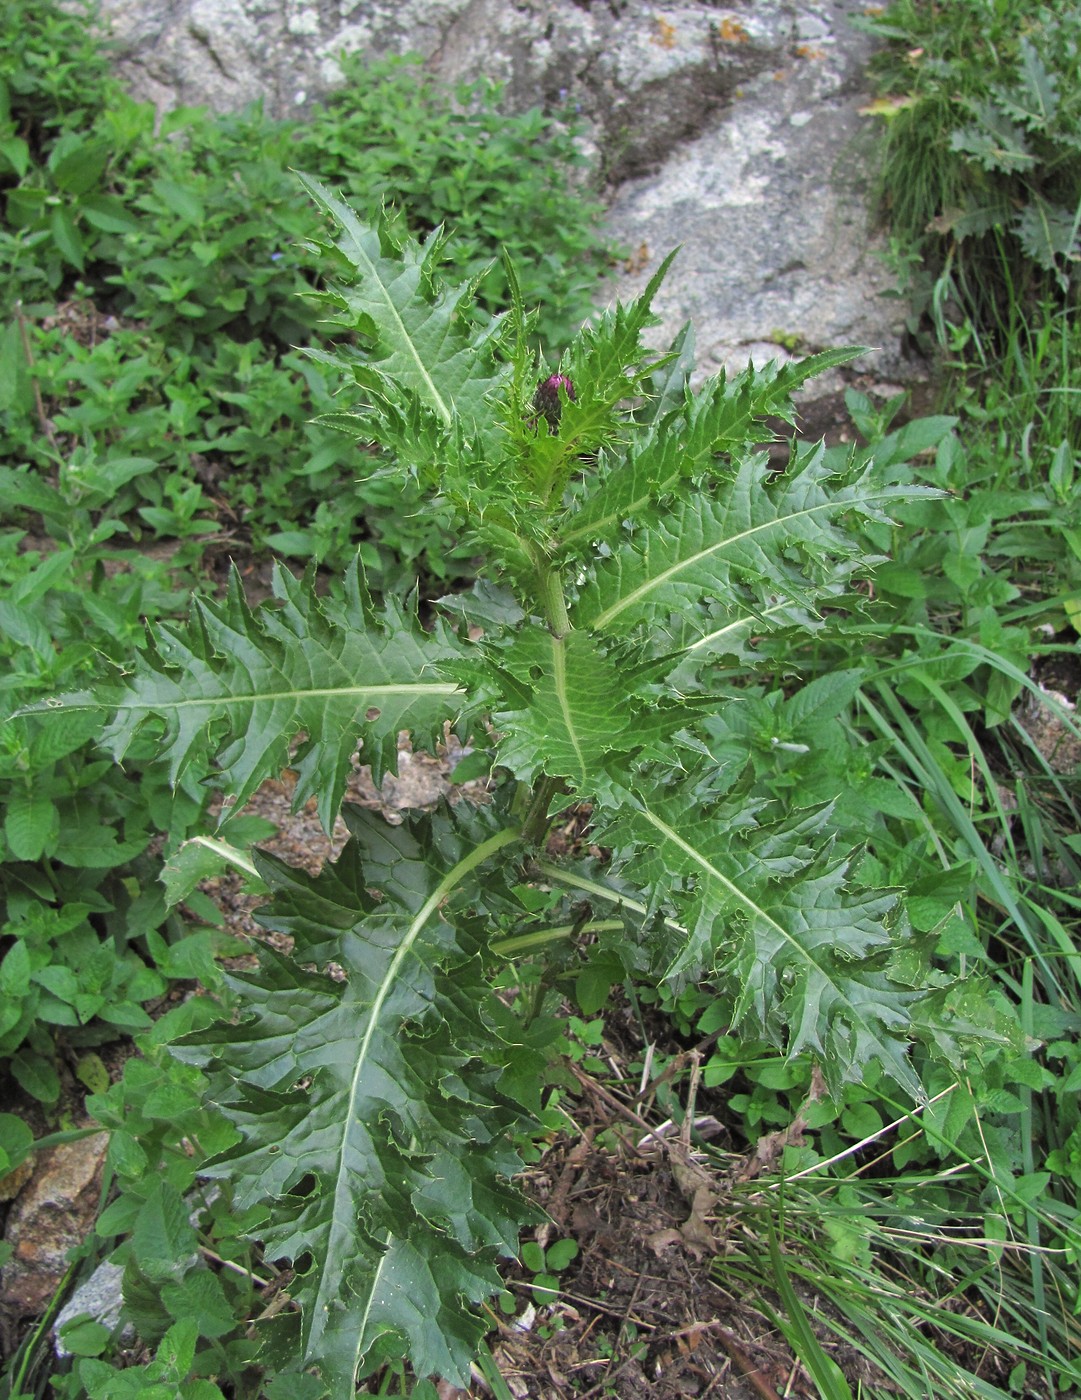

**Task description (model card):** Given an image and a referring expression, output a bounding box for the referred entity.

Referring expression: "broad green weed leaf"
[155,1316,200,1379]
[0,1113,34,1175]
[150,177,205,225]
[1003,38,1059,128]
[161,1271,237,1339]
[132,1180,198,1283]
[0,320,30,412]
[160,834,265,907]
[949,104,1036,174]
[0,941,31,998]
[4,790,59,860]
[11,1050,60,1104]
[49,206,84,268]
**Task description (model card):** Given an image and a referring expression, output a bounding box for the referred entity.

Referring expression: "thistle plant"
[59,175,979,1394]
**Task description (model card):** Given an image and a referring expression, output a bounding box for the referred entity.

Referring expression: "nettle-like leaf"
[949,102,1037,174]
[1000,37,1059,130]
[52,560,467,830]
[173,804,543,1392]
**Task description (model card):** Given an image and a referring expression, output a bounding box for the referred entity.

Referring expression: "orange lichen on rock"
[653,17,677,49]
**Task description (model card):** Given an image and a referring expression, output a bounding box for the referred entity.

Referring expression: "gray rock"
[95,1,791,180]
[602,0,917,396]
[54,1261,127,1358]
[93,0,925,407]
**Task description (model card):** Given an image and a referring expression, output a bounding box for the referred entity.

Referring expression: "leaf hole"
[528,665,543,682]
[366,706,381,722]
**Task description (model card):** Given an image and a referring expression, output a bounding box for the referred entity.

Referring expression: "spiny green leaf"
[604,787,925,1099]
[46,560,467,831]
[172,806,540,1391]
[298,171,510,449]
[575,444,929,640]
[485,629,634,792]
[560,248,679,403]
[559,350,866,554]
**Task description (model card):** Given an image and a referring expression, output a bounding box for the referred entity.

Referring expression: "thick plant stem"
[536,561,571,639]
[520,773,564,847]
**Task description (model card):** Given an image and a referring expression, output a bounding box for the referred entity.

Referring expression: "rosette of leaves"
[55,176,986,1392]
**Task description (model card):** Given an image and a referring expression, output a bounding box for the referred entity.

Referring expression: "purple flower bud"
[533,373,576,430]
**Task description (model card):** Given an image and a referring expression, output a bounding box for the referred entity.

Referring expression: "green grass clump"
[859,0,1081,331]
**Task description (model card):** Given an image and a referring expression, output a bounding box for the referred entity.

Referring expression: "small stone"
[0,1135,109,1319]
[1017,687,1081,774]
[54,1261,127,1359]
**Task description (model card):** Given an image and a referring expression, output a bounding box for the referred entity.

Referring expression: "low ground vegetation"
[1,1,1080,1397]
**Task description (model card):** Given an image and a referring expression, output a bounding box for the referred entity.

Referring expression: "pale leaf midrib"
[590,489,887,631]
[535,861,686,936]
[550,635,587,779]
[685,600,793,652]
[111,682,462,711]
[308,826,519,1379]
